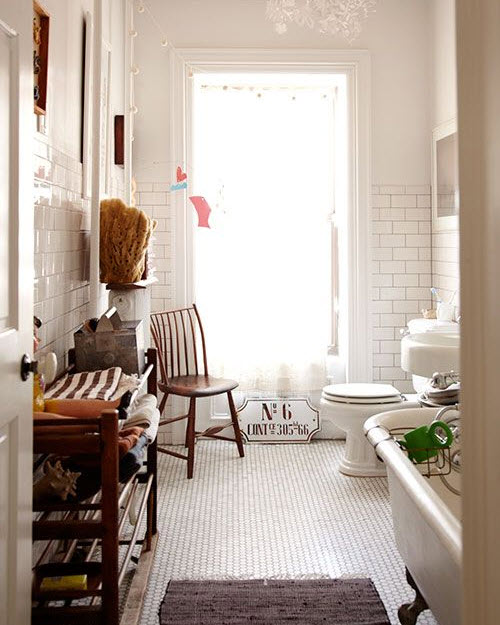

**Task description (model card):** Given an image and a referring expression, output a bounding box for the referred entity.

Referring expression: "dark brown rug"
[159,578,391,624]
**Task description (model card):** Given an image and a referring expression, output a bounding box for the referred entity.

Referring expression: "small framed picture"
[81,11,93,199]
[100,40,112,196]
[33,1,50,115]
[432,119,459,232]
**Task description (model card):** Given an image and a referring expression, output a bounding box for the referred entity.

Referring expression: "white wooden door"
[0,2,34,625]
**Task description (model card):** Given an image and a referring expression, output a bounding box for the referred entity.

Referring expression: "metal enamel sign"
[238,398,320,443]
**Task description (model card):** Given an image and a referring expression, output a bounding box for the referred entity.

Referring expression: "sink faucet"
[430,371,460,390]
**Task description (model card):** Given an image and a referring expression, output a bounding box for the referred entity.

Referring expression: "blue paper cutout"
[170,182,188,191]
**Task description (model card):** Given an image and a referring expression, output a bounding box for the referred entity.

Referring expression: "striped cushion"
[45,367,122,401]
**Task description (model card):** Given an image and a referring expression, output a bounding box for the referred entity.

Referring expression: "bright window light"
[192,73,343,393]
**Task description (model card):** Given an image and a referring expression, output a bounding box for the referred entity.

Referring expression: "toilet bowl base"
[337,430,387,477]
[338,452,387,477]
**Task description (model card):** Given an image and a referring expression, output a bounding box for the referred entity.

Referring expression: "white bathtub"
[364,408,461,625]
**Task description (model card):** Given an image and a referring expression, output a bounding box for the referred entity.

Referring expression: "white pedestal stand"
[107,278,158,348]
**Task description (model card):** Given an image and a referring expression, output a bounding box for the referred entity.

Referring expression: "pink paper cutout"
[176,166,187,182]
[189,196,212,228]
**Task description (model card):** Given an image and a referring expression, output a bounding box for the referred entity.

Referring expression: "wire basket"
[388,426,453,478]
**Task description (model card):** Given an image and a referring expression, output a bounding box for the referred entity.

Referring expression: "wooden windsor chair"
[150,304,244,478]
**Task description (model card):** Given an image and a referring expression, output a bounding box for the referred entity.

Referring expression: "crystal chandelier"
[266,0,377,43]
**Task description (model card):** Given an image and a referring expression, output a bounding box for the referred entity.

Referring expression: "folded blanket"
[45,367,122,400]
[122,393,160,444]
[109,372,140,400]
[58,425,145,471]
[34,411,80,422]
[43,397,122,417]
[142,410,160,444]
[119,433,150,482]
[118,426,144,457]
[123,394,157,429]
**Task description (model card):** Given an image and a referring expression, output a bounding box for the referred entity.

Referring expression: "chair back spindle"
[151,304,208,384]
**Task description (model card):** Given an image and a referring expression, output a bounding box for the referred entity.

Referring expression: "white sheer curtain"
[193,79,335,393]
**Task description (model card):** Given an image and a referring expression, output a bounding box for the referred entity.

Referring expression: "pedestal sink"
[401,331,460,378]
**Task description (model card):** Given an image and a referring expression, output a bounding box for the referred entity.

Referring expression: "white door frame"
[168,49,371,441]
[89,0,105,318]
[456,1,500,623]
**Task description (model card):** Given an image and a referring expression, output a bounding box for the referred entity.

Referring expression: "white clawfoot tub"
[364,408,461,625]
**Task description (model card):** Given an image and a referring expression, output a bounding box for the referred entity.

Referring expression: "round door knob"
[20,354,38,381]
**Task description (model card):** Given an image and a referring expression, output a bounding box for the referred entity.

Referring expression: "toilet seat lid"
[322,383,402,405]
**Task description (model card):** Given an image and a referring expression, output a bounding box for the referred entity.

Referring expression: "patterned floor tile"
[139,440,438,625]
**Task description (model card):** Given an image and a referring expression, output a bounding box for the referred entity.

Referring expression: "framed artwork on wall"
[114,114,124,166]
[33,1,50,115]
[432,118,459,232]
[100,40,112,196]
[81,11,93,199]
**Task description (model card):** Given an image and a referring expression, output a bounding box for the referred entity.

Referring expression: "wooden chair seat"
[159,375,238,398]
[151,304,244,478]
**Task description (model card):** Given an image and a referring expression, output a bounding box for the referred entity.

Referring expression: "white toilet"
[321,318,460,476]
[320,383,421,477]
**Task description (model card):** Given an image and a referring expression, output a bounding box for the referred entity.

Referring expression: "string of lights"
[129,0,196,117]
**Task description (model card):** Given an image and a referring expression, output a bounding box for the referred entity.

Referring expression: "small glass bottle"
[33,362,45,412]
[33,316,45,412]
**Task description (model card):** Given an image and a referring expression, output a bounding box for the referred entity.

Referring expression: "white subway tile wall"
[372,185,432,392]
[134,183,174,315]
[33,138,90,370]
[33,137,124,370]
[135,183,174,444]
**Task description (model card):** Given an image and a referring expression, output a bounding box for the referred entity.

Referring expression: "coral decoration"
[100,198,157,284]
[176,166,187,182]
[189,196,212,228]
[33,460,81,503]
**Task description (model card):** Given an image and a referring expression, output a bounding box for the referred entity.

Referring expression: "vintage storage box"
[74,308,145,375]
